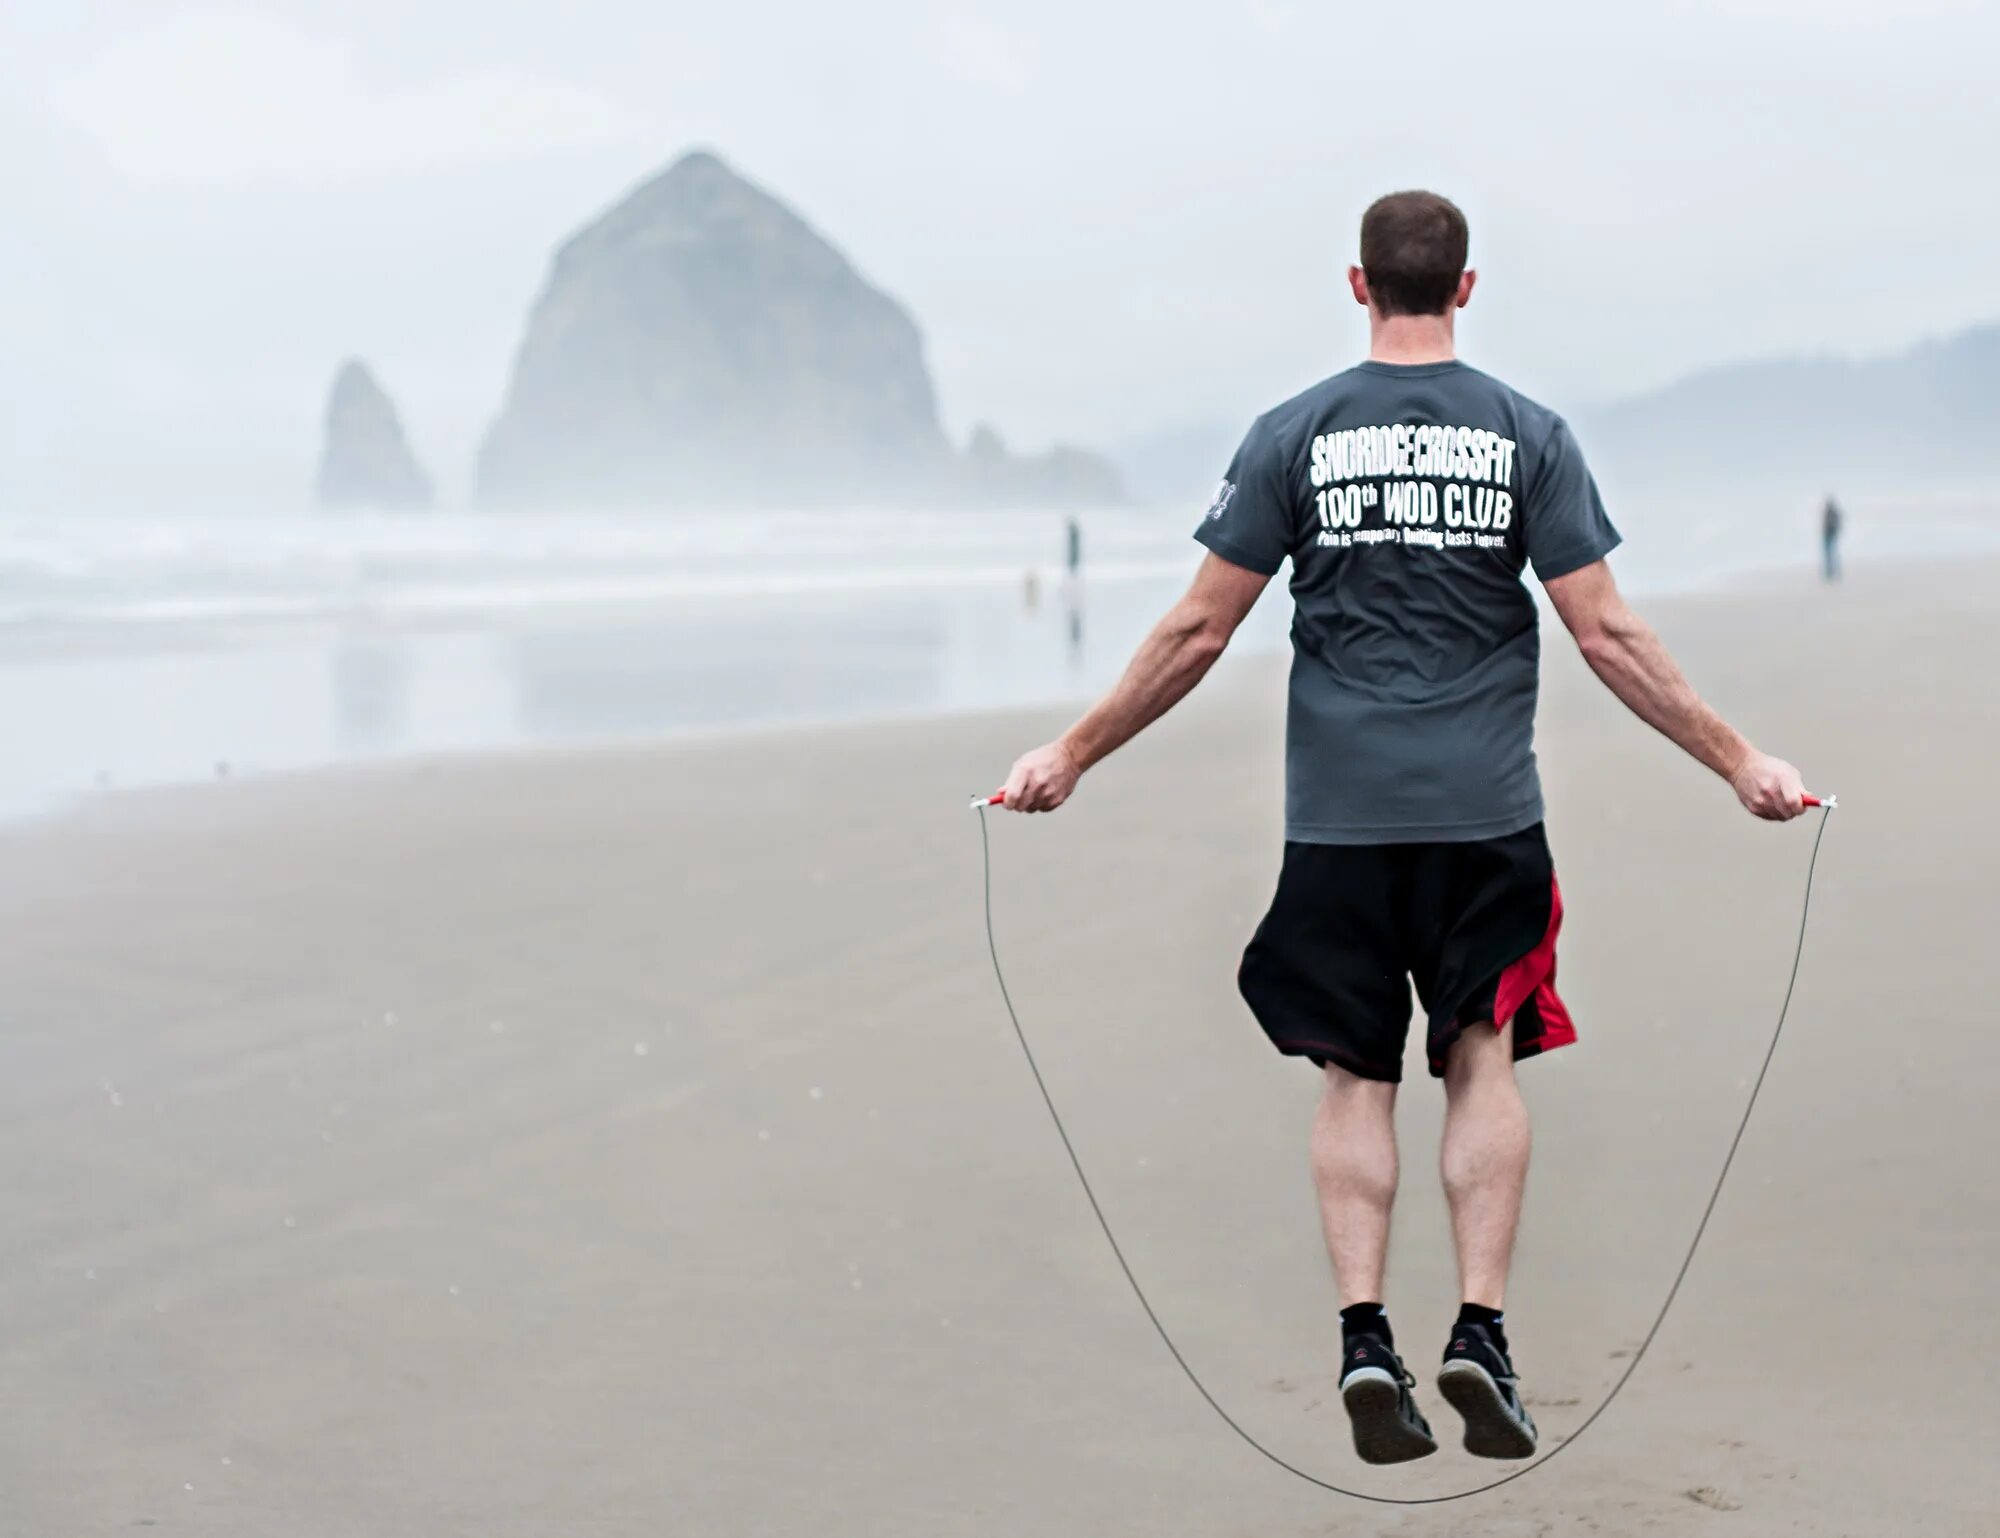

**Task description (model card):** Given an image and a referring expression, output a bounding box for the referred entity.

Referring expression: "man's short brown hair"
[1359,192,1469,317]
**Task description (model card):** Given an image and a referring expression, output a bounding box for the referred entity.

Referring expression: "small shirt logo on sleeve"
[1204,480,1237,521]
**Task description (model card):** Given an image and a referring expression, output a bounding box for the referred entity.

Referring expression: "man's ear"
[1347,265,1371,308]
[1455,269,1478,309]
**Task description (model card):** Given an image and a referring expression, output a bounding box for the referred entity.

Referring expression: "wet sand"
[0,557,1995,1535]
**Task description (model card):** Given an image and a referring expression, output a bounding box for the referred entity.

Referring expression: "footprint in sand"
[1686,1486,1743,1511]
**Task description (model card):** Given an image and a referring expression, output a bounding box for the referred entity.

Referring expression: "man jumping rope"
[996,192,1806,1466]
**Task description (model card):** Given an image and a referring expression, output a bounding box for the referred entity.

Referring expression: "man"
[997,191,1806,1466]
[1822,494,1844,582]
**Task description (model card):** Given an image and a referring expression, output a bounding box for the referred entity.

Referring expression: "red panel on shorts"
[1494,876,1577,1054]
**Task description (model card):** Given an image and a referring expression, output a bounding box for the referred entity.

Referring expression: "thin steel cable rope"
[974,803,1832,1504]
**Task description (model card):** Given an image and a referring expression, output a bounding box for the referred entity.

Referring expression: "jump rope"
[969,789,1835,1504]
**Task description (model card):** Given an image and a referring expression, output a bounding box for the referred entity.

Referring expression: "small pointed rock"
[315,360,434,511]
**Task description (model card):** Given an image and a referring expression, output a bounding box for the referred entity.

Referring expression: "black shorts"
[1237,823,1575,1083]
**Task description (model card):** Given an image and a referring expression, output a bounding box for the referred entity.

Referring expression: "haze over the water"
[3,0,1998,512]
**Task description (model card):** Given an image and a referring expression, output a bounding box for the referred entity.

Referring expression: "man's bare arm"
[1000,554,1270,812]
[1543,559,1805,820]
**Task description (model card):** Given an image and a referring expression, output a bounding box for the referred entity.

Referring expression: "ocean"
[1,495,1993,819]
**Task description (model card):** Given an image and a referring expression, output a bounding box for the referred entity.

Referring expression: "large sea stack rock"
[314,360,433,511]
[477,150,952,509]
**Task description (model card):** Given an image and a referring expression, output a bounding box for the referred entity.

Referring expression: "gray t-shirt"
[1194,360,1620,844]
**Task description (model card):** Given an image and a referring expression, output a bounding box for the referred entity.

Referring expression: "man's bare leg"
[1309,1064,1399,1303]
[1314,1063,1437,1462]
[1436,1019,1539,1458]
[1439,1019,1530,1306]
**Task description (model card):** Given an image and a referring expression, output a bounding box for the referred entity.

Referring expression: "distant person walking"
[1063,515,1085,659]
[1821,495,1844,582]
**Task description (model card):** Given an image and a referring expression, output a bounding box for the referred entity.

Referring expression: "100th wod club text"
[1308,424,1519,550]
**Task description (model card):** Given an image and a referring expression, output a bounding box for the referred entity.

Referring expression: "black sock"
[1340,1302,1391,1347]
[1456,1302,1506,1347]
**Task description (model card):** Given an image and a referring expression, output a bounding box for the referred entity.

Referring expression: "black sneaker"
[1437,1320,1538,1459]
[1339,1334,1437,1465]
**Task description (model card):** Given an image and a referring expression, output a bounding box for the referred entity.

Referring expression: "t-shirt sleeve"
[1523,418,1622,580]
[1192,416,1295,576]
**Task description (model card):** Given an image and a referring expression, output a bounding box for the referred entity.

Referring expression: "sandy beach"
[1,557,1996,1536]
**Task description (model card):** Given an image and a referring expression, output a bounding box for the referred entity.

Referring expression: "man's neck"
[1367,311,1457,365]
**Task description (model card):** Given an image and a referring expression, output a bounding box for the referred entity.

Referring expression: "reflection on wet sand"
[332,637,411,749]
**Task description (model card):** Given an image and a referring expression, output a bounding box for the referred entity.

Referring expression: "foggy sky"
[3,0,1997,512]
